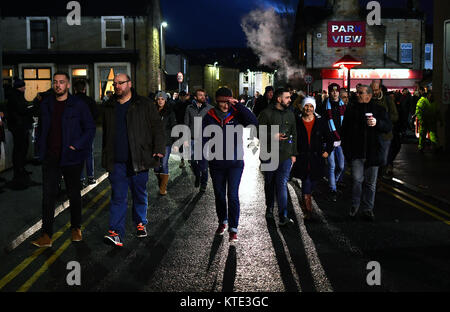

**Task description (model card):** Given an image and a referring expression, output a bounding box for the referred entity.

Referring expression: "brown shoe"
[159,174,169,195]
[32,233,52,248]
[303,194,313,220]
[71,228,82,242]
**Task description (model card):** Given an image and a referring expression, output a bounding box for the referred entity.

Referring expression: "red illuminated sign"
[328,21,366,47]
[321,69,423,80]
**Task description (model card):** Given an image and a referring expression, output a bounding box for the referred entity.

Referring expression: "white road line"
[5,172,109,252]
[287,183,333,292]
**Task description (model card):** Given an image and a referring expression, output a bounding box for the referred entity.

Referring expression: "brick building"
[0,0,165,102]
[294,0,426,91]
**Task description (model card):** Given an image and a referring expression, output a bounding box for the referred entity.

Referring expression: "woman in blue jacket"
[200,87,258,243]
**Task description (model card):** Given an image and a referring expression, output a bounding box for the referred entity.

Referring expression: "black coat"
[101,89,166,173]
[291,115,334,180]
[74,92,99,121]
[341,100,392,166]
[6,89,33,131]
[156,103,177,146]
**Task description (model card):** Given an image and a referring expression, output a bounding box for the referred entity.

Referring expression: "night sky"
[161,0,433,49]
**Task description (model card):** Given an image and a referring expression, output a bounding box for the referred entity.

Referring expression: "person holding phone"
[258,88,297,227]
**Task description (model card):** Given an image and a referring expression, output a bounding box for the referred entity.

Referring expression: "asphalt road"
[0,130,449,302]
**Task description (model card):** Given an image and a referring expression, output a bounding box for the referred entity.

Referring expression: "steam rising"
[241,8,304,81]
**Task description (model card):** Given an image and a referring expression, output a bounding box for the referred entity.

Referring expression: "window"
[101,17,125,48]
[400,43,413,64]
[22,67,52,101]
[243,73,249,84]
[2,68,13,87]
[27,17,50,50]
[95,64,128,100]
[424,44,433,70]
[71,66,89,95]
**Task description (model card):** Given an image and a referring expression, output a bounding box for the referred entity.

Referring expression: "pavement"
[0,129,449,294]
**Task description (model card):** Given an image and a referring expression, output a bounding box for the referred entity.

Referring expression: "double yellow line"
[380,181,450,225]
[0,185,111,292]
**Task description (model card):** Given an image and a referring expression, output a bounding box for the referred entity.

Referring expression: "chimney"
[333,0,361,17]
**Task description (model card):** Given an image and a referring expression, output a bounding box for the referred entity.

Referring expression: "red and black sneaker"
[229,231,238,243]
[136,223,147,238]
[215,223,227,236]
[104,230,123,247]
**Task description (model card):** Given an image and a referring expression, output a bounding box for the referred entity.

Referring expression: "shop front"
[321,68,423,92]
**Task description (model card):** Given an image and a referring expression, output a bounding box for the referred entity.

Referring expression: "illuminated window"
[22,67,52,101]
[102,17,125,48]
[2,68,13,87]
[72,68,87,77]
[400,43,413,64]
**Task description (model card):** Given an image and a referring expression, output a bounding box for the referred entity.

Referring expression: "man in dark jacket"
[184,89,213,192]
[32,72,96,247]
[341,85,392,221]
[102,73,165,247]
[258,88,297,226]
[74,80,99,186]
[252,86,274,117]
[173,90,191,168]
[6,79,34,189]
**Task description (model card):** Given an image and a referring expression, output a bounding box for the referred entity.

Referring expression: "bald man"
[102,73,165,247]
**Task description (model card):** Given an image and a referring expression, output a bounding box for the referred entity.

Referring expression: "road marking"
[0,185,110,291]
[382,188,450,225]
[6,172,109,252]
[380,182,450,219]
[17,197,111,292]
[287,183,334,292]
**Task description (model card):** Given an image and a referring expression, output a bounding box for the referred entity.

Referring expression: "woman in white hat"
[291,97,334,219]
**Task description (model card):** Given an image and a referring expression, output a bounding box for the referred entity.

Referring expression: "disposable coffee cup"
[365,113,373,119]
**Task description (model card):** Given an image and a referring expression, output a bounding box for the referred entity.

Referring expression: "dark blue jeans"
[108,163,149,238]
[154,145,172,174]
[209,166,244,233]
[263,158,292,218]
[191,140,208,186]
[301,175,317,195]
[81,143,94,180]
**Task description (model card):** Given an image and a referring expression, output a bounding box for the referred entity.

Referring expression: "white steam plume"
[241,8,304,81]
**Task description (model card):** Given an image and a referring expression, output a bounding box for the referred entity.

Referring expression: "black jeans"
[42,155,83,237]
[11,128,29,178]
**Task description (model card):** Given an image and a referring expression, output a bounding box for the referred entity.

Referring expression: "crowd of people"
[0,73,443,248]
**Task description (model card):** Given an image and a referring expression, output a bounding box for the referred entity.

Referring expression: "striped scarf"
[326,98,346,141]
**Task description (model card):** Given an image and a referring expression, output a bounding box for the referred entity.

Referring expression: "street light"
[333,55,361,93]
[159,21,168,90]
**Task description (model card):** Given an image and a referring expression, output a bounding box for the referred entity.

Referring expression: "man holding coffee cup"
[341,85,392,221]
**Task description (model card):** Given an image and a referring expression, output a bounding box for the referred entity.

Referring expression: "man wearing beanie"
[184,89,213,191]
[325,83,346,202]
[253,85,274,117]
[200,87,258,243]
[6,78,34,189]
[258,88,297,226]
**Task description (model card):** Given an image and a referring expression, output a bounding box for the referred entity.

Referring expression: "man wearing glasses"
[32,72,96,247]
[102,73,165,247]
[341,85,392,221]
